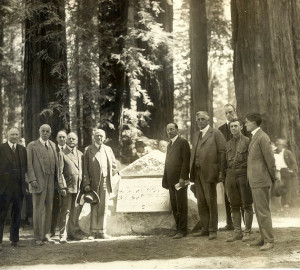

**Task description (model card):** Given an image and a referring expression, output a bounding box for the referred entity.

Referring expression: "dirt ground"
[1,207,300,269]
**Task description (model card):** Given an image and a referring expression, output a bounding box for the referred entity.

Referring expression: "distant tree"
[24,0,69,143]
[190,0,209,136]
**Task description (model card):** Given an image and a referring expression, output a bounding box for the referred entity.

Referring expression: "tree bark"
[232,0,300,162]
[190,0,209,136]
[24,0,69,143]
[0,1,4,142]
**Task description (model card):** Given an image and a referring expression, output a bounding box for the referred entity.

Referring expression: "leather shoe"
[259,243,274,251]
[59,238,68,244]
[10,241,25,247]
[209,232,217,240]
[42,237,55,244]
[98,233,111,239]
[219,225,234,231]
[242,233,251,242]
[172,232,185,239]
[250,239,264,246]
[189,231,209,237]
[226,233,243,242]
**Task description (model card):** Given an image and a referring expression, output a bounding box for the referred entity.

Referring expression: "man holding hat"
[82,129,117,239]
[58,132,83,243]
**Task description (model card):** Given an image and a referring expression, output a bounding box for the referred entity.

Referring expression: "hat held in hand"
[76,190,100,206]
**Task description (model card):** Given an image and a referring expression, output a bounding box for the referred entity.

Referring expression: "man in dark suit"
[82,129,117,239]
[27,124,63,245]
[0,128,27,251]
[245,113,279,251]
[190,111,226,240]
[162,123,191,239]
[274,138,298,208]
[58,132,83,243]
[50,130,67,237]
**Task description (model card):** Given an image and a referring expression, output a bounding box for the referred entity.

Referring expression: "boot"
[242,210,253,242]
[226,212,243,242]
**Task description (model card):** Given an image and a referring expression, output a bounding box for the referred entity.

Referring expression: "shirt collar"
[7,141,16,149]
[251,127,260,136]
[67,145,76,152]
[59,144,66,150]
[39,138,49,146]
[95,142,103,149]
[170,135,179,144]
[200,124,210,135]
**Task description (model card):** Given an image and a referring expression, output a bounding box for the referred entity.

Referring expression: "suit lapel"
[34,140,46,173]
[64,148,79,169]
[167,137,180,156]
[4,143,14,165]
[16,144,24,168]
[199,127,213,146]
[248,129,261,150]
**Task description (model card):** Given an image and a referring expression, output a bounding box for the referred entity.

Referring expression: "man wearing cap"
[27,124,63,245]
[50,130,68,237]
[274,138,298,208]
[245,113,279,251]
[190,111,226,240]
[162,123,190,239]
[58,132,83,243]
[0,128,27,251]
[82,129,117,239]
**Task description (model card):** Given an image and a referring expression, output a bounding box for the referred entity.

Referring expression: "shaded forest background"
[1,0,300,170]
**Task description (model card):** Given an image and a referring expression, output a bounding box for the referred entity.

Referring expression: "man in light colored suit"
[190,111,226,240]
[82,129,117,239]
[245,113,279,251]
[27,124,63,245]
[58,132,83,243]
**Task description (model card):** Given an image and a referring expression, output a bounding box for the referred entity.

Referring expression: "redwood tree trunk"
[24,0,69,143]
[190,0,209,136]
[232,0,300,163]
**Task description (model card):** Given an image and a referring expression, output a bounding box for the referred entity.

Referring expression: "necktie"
[45,143,48,150]
[169,141,173,148]
[12,144,16,153]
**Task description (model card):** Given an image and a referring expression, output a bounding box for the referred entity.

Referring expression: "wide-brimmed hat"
[76,190,100,206]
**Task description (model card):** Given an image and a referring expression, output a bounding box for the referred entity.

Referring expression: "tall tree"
[0,0,5,142]
[190,0,209,136]
[24,0,69,143]
[232,0,300,163]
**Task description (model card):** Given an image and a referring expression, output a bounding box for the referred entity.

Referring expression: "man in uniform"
[222,118,253,242]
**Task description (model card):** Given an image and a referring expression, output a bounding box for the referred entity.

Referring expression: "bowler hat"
[76,190,100,206]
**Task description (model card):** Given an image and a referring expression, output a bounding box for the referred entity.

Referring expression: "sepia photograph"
[0,0,300,269]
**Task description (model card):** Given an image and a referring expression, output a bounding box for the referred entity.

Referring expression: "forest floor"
[1,206,300,269]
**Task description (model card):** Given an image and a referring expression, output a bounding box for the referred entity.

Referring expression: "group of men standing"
[0,125,116,251]
[163,105,283,251]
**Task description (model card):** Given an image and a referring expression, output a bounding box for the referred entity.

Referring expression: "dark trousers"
[59,193,78,238]
[169,185,188,233]
[225,170,253,213]
[50,188,60,234]
[194,168,218,233]
[0,186,23,243]
[251,187,274,243]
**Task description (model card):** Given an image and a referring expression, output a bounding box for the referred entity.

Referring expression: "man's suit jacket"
[59,147,83,193]
[82,144,117,194]
[274,148,298,174]
[190,126,226,183]
[247,129,276,188]
[219,122,249,142]
[162,136,191,189]
[27,139,62,193]
[0,142,27,195]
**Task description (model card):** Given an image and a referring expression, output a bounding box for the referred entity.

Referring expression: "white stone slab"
[116,177,171,212]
